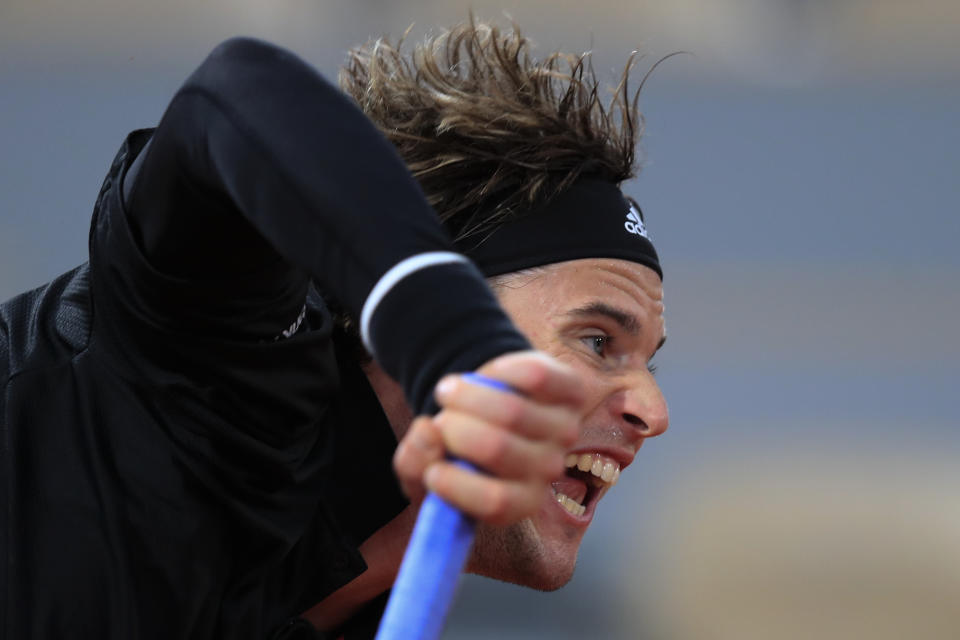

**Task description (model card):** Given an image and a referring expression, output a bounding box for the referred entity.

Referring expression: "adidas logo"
[624,204,649,239]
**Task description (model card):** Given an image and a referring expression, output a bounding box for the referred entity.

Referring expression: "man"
[0,19,667,640]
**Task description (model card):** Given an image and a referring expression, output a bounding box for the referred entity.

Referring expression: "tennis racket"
[375,373,510,640]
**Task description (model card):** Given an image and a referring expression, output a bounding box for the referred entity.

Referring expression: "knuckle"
[538,447,565,479]
[409,418,441,452]
[506,486,539,524]
[559,416,580,446]
[482,430,511,465]
[523,360,551,394]
[483,483,513,523]
[424,463,449,494]
[545,407,578,440]
[499,396,527,430]
[393,440,412,471]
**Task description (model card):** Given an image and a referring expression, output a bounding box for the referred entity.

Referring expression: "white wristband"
[360,252,469,353]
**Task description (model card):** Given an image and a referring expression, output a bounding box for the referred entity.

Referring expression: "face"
[467,258,668,590]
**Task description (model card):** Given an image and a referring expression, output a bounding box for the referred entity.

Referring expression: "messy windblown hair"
[340,19,649,243]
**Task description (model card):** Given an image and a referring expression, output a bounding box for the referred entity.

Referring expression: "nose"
[618,374,669,438]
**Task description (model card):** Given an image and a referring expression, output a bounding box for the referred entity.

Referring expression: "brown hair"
[340,19,648,243]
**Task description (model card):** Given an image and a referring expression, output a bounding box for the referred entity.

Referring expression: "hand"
[392,351,585,526]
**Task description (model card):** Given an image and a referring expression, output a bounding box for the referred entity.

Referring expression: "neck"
[301,362,417,632]
[361,361,415,440]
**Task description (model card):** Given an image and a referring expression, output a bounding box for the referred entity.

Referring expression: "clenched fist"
[393,351,585,526]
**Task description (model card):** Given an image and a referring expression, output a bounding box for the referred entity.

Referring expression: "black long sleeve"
[122,37,529,413]
[0,38,535,640]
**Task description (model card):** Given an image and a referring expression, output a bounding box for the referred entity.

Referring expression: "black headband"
[455,179,662,280]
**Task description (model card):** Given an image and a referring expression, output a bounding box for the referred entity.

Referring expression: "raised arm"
[121,37,529,412]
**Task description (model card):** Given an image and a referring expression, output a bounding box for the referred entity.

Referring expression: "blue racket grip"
[375,373,511,640]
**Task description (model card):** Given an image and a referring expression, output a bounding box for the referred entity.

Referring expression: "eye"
[582,334,612,357]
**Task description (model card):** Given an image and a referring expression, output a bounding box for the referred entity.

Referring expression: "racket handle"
[375,374,510,640]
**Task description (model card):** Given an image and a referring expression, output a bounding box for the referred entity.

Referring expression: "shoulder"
[0,265,92,381]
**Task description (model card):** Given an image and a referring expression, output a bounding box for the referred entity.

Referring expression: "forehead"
[495,258,665,321]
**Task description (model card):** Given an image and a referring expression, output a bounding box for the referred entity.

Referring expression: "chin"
[466,518,581,591]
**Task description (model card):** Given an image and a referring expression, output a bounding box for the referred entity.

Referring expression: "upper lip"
[566,445,637,472]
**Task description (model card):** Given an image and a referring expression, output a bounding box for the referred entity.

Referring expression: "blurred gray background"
[2,1,958,638]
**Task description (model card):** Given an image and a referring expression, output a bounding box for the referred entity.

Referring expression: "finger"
[476,351,586,409]
[423,462,545,526]
[434,377,580,446]
[393,416,444,501]
[434,410,565,481]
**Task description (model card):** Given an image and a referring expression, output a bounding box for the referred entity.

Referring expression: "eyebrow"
[565,302,668,354]
[564,302,640,336]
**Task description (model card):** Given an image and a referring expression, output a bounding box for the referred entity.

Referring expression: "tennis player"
[0,20,667,640]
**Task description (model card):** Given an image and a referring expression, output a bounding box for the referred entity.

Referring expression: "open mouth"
[551,453,621,517]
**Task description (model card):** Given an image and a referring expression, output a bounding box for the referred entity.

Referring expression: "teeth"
[577,454,593,472]
[565,452,621,486]
[555,453,622,516]
[590,457,604,476]
[601,461,616,483]
[553,490,586,517]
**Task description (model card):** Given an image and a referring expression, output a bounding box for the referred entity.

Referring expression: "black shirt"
[0,37,529,639]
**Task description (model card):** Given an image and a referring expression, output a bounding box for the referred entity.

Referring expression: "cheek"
[547,356,609,419]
